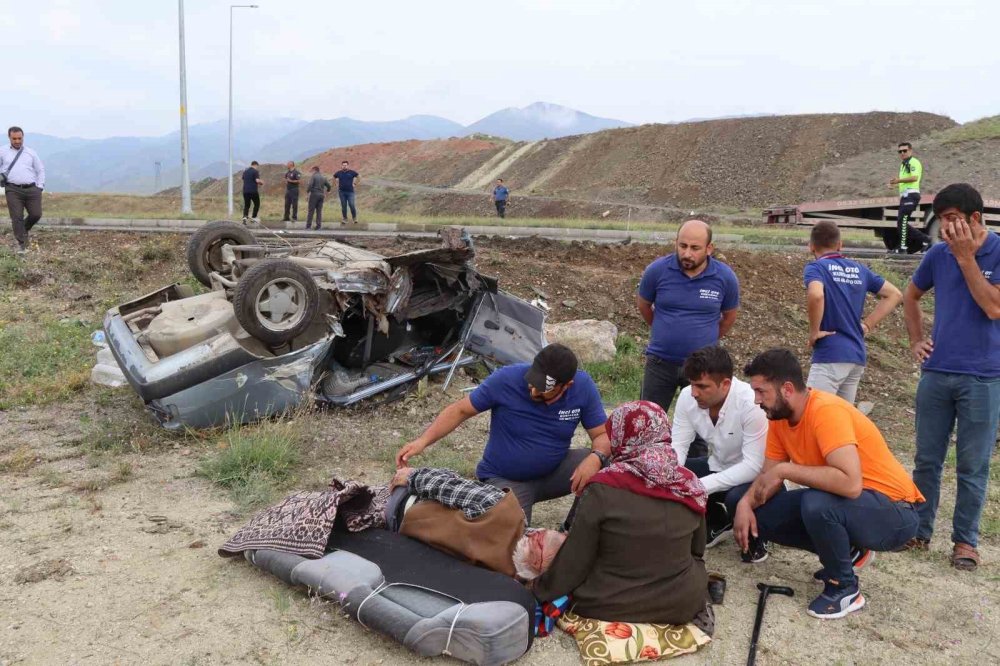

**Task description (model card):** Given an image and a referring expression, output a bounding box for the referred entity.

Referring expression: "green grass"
[584,335,645,407]
[937,115,1000,144]
[197,418,304,508]
[0,318,94,409]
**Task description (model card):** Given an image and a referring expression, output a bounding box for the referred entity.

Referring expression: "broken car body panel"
[105,228,545,429]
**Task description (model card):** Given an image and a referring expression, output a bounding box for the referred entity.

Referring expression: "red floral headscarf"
[589,400,707,514]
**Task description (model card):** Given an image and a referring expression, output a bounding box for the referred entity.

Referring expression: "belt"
[9,182,35,188]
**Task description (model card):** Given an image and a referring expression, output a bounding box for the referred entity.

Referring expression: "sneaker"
[813,550,873,582]
[887,248,907,255]
[706,522,733,548]
[251,217,260,224]
[15,245,26,256]
[741,536,769,564]
[806,581,865,619]
[851,548,874,571]
[917,240,931,253]
[241,216,248,224]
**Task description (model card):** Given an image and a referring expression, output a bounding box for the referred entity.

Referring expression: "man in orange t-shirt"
[733,349,924,620]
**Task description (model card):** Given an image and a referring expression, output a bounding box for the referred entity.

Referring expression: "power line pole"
[154,161,162,192]
[178,0,193,214]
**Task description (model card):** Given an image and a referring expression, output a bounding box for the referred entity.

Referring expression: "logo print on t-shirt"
[699,288,721,300]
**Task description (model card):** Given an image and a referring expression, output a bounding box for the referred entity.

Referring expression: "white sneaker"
[251,217,260,224]
[241,216,248,224]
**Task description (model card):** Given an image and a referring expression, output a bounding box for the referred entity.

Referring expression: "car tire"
[924,215,940,245]
[233,259,319,345]
[187,221,257,287]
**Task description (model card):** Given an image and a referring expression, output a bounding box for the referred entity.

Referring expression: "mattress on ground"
[246,529,534,666]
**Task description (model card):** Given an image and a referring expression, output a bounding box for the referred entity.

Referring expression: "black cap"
[524,344,578,391]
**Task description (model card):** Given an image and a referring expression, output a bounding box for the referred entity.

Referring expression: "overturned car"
[104,222,546,429]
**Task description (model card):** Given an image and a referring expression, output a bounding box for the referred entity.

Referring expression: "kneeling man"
[734,349,924,619]
[672,345,767,547]
[396,344,610,524]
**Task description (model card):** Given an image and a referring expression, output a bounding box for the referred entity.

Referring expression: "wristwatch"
[590,450,610,468]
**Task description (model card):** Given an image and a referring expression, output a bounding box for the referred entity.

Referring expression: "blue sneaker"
[807,581,866,619]
[814,548,876,582]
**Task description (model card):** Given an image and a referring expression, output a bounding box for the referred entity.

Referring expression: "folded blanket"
[219,479,390,559]
[555,607,712,665]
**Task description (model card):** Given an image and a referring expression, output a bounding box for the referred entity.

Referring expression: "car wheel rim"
[254,277,308,332]
[206,240,235,272]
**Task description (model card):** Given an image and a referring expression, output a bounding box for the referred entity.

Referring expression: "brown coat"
[399,490,525,576]
[533,483,707,624]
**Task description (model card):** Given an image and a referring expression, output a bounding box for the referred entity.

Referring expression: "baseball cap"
[524,344,578,392]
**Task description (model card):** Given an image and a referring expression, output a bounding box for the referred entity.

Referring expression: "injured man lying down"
[385,466,566,579]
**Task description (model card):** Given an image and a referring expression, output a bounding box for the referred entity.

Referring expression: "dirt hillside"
[166,112,955,213]
[803,116,1000,200]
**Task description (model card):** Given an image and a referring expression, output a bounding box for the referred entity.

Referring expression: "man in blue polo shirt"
[395,344,610,524]
[903,183,1000,571]
[636,219,740,417]
[804,220,902,404]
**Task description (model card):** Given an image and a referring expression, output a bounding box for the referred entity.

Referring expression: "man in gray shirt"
[1,126,45,254]
[305,166,331,230]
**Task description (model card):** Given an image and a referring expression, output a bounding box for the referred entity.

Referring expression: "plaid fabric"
[408,467,506,519]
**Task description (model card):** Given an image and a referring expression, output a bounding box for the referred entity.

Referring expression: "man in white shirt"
[672,345,768,548]
[1,127,45,254]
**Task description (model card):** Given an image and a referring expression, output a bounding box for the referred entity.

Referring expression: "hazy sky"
[5,0,999,139]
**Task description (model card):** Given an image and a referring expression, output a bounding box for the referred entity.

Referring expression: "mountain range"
[31,103,631,194]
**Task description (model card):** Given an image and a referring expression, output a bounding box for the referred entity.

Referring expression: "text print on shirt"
[826,263,863,286]
[558,408,582,422]
[699,289,721,300]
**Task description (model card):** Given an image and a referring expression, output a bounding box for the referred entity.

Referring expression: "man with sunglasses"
[395,344,610,524]
[888,142,931,254]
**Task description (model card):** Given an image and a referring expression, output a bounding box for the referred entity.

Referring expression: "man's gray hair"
[512,529,566,580]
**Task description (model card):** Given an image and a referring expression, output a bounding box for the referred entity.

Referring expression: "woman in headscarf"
[531,400,709,624]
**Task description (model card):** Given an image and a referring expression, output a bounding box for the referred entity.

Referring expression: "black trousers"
[495,200,507,218]
[4,183,42,247]
[641,354,687,414]
[307,192,325,228]
[283,189,299,220]
[242,192,260,218]
[897,192,929,250]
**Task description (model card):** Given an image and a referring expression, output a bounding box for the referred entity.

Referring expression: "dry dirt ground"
[1,230,998,666]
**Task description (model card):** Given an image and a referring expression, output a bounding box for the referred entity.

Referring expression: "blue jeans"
[913,370,1000,547]
[339,190,357,220]
[739,487,918,586]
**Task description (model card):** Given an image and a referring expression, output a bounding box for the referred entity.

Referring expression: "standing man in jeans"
[734,349,924,619]
[1,126,45,255]
[241,161,263,224]
[492,178,509,218]
[903,182,1000,571]
[889,142,931,254]
[282,161,301,222]
[333,160,360,224]
[636,219,740,423]
[305,166,331,230]
[805,220,902,403]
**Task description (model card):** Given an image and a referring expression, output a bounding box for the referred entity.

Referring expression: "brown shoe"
[895,536,930,552]
[951,543,980,571]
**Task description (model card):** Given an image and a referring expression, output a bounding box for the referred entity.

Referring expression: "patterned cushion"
[556,611,711,665]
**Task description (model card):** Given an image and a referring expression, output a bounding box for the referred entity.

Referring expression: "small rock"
[147,515,168,523]
[562,300,577,308]
[857,401,875,416]
[530,286,550,299]
[188,539,207,549]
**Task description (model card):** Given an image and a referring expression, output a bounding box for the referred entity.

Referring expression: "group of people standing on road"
[240,159,360,228]
[392,183,997,627]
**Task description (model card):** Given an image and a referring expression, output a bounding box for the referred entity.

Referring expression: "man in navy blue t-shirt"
[492,178,509,218]
[804,220,902,404]
[333,160,360,224]
[636,220,740,418]
[395,344,611,524]
[903,183,1000,569]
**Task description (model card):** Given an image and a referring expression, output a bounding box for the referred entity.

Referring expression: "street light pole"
[178,0,193,215]
[228,4,259,218]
